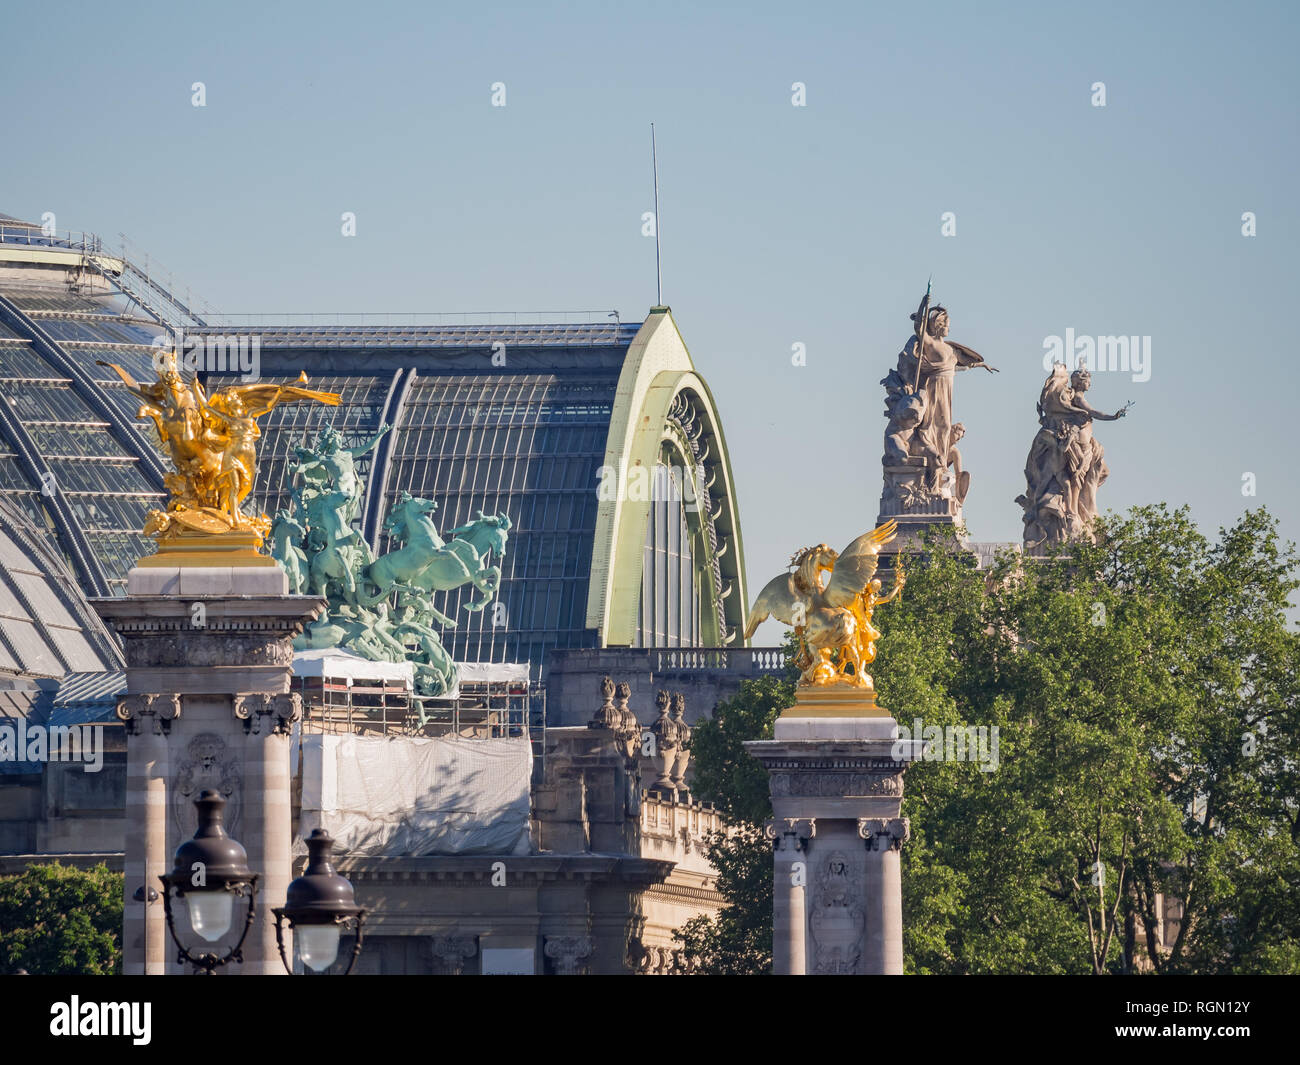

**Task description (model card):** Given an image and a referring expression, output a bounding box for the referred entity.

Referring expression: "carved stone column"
[117,694,179,975]
[92,566,323,975]
[746,688,922,976]
[860,816,909,974]
[766,817,814,975]
[544,934,594,975]
[234,691,301,973]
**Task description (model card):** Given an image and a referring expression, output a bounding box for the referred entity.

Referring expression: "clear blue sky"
[5,1,1297,642]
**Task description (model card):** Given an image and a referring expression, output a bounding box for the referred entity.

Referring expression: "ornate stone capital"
[859,816,910,851]
[233,691,301,735]
[544,935,594,975]
[116,693,181,736]
[430,934,478,975]
[765,817,816,852]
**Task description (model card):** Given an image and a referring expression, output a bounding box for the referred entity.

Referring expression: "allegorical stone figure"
[1017,361,1131,552]
[880,287,997,514]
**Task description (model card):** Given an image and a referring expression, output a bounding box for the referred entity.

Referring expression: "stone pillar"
[745,687,922,976]
[767,818,813,975]
[859,816,909,974]
[235,692,301,974]
[118,694,178,975]
[92,564,322,976]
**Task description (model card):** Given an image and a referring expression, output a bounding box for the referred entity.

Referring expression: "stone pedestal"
[92,562,323,975]
[876,460,964,568]
[745,687,922,975]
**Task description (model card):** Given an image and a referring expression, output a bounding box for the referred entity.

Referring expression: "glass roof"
[0,241,699,680]
[0,277,167,591]
[0,497,121,678]
[379,372,618,674]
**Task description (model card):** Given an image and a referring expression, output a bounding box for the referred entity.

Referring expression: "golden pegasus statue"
[97,351,340,551]
[744,519,904,690]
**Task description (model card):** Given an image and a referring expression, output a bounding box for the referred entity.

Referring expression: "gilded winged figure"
[743,519,905,688]
[97,352,340,544]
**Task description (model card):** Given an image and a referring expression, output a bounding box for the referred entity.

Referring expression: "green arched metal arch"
[585,308,748,647]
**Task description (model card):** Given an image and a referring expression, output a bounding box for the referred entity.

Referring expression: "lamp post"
[159,789,258,975]
[273,828,367,974]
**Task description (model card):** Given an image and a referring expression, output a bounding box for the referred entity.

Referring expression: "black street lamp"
[160,789,258,975]
[273,828,367,974]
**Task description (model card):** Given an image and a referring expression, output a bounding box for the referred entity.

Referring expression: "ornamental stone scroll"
[544,935,594,975]
[233,692,302,735]
[859,817,910,852]
[115,693,182,736]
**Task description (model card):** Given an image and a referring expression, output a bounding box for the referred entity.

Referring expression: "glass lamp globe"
[185,890,234,943]
[297,923,342,971]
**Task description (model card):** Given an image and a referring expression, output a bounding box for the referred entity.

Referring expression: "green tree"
[678,506,1300,975]
[0,861,123,975]
[894,506,1300,973]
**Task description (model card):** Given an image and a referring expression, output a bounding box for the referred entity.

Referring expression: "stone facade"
[91,564,323,975]
[309,718,724,975]
[1,670,726,975]
[747,701,924,975]
[545,646,785,727]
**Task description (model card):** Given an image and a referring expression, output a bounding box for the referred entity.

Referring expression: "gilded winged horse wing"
[212,373,341,417]
[743,570,811,641]
[823,519,898,608]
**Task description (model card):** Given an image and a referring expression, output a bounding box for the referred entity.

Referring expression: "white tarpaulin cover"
[455,662,530,683]
[298,733,532,856]
[292,648,414,683]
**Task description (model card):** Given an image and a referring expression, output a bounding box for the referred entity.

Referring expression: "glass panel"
[0,383,99,423]
[67,494,155,532]
[0,617,63,675]
[0,459,32,490]
[0,573,24,615]
[48,459,146,494]
[11,571,81,628]
[47,625,108,673]
[0,344,63,380]
[29,424,130,458]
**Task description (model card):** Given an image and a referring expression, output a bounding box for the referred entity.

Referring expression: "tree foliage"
[677,506,1300,974]
[0,861,123,975]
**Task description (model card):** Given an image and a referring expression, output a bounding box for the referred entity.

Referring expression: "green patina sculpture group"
[272,424,512,699]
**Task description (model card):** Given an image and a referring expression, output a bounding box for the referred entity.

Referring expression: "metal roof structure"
[0,215,750,679]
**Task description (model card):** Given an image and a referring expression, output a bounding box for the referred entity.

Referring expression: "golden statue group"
[107,351,511,699]
[99,352,340,553]
[744,519,904,696]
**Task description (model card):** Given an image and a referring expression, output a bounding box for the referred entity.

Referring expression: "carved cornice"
[644,881,725,905]
[94,597,322,669]
[758,755,910,771]
[771,771,903,798]
[334,855,675,887]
